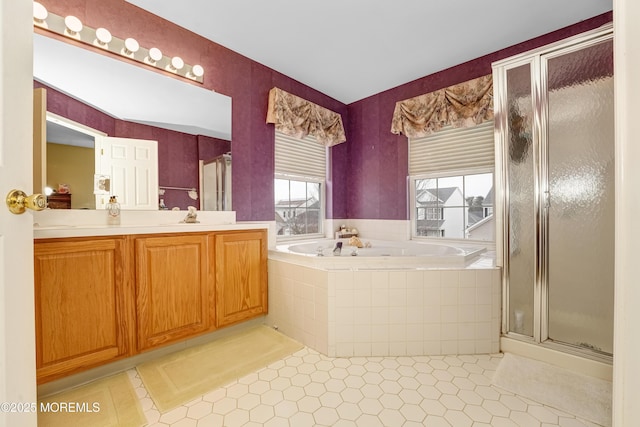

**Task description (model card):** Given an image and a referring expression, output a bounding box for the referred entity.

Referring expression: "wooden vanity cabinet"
[34,236,133,384]
[33,228,268,382]
[214,230,268,327]
[135,233,214,351]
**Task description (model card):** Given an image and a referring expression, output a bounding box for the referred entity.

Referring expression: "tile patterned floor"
[128,347,603,427]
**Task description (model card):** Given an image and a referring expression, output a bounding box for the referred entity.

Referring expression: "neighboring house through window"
[409,121,495,241]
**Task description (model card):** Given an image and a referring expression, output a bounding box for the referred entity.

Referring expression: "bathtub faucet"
[333,241,342,256]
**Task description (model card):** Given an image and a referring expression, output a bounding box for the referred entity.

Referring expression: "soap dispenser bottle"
[107,195,121,225]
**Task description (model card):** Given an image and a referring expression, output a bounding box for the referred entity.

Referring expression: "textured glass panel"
[506,64,535,336]
[547,40,614,354]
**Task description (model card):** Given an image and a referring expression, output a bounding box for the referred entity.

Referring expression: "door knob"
[6,189,46,214]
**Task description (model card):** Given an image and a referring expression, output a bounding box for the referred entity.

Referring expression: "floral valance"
[266,87,346,147]
[390,75,494,138]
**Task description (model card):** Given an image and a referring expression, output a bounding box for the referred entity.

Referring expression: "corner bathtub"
[267,239,501,358]
[278,238,485,266]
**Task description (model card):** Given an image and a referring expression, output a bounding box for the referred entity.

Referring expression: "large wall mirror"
[33,33,233,211]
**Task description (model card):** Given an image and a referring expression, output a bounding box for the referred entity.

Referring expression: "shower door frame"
[493,24,613,362]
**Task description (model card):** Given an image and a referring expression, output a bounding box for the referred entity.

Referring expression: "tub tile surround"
[267,260,331,354]
[326,219,412,241]
[266,259,500,358]
[330,267,501,357]
[270,218,500,357]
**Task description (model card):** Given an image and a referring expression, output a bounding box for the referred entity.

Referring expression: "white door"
[0,1,38,426]
[96,136,159,210]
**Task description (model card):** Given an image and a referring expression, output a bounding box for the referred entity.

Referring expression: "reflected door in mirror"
[96,137,159,210]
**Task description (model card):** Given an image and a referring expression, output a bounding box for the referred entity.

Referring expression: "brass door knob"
[6,189,46,214]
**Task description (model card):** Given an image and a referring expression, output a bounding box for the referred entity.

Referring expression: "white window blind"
[275,131,326,179]
[409,121,494,175]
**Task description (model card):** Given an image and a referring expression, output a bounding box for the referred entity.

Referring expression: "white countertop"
[32,209,269,239]
[34,222,268,239]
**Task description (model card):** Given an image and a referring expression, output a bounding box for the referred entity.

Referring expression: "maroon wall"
[38,0,349,221]
[345,12,612,220]
[37,1,610,221]
[35,81,116,136]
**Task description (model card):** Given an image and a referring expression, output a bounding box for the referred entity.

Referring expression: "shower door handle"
[543,191,550,208]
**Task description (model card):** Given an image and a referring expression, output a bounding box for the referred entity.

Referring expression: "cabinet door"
[136,234,212,351]
[34,237,132,383]
[215,230,267,327]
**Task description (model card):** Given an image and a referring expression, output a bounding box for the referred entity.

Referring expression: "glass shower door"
[545,39,614,354]
[495,26,614,358]
[505,63,536,338]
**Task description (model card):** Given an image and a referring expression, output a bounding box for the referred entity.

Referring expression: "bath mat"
[492,353,612,426]
[37,372,145,427]
[137,325,304,413]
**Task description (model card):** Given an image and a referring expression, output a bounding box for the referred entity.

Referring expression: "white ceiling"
[126,0,612,104]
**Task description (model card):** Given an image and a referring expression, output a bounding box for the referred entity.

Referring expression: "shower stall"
[200,153,232,211]
[493,24,614,360]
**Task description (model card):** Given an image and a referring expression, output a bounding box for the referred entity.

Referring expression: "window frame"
[274,130,328,242]
[410,166,494,242]
[274,173,326,242]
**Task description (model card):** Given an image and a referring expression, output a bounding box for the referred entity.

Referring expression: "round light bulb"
[123,37,140,54]
[191,64,204,78]
[33,2,48,22]
[64,15,83,34]
[148,47,163,62]
[95,27,112,45]
[170,56,184,70]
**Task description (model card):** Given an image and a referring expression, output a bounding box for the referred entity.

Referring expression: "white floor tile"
[62,344,608,427]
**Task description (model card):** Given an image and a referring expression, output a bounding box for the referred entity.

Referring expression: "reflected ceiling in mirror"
[46,120,94,148]
[33,33,232,140]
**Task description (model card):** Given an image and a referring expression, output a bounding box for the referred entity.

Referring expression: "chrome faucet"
[332,241,343,256]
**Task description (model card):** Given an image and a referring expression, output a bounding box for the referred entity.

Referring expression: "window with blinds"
[409,121,495,241]
[275,132,326,179]
[409,120,494,175]
[274,131,326,238]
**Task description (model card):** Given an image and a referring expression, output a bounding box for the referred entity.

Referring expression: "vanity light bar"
[32,2,204,83]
